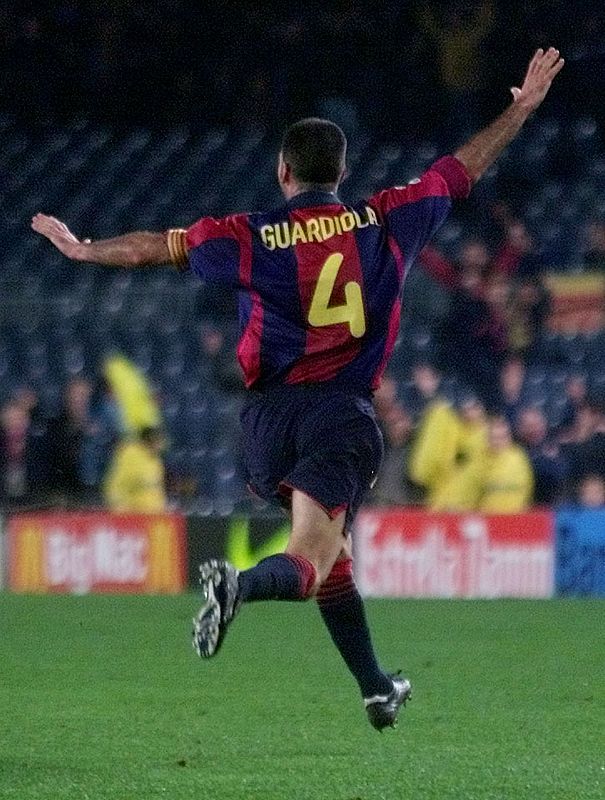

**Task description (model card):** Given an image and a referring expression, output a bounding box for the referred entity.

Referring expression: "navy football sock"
[238,553,316,602]
[316,559,392,698]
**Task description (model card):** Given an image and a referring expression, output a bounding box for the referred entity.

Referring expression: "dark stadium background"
[0,0,604,515]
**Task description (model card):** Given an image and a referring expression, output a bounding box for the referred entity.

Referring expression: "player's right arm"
[31,214,184,269]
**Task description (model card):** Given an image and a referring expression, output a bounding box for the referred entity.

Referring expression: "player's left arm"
[31,214,187,269]
[454,47,564,182]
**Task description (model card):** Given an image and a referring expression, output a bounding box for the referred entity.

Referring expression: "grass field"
[1,595,604,800]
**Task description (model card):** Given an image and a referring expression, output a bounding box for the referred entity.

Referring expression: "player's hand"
[31,213,89,260]
[510,47,564,112]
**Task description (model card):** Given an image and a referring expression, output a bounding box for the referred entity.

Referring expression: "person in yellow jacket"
[104,427,167,513]
[430,396,489,511]
[478,416,534,512]
[408,397,460,507]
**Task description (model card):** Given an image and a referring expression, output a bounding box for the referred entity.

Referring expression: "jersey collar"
[287,190,341,210]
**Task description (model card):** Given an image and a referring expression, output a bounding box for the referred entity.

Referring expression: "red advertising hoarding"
[354,509,554,598]
[8,512,186,594]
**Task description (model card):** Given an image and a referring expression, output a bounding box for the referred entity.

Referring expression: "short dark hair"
[281,118,347,185]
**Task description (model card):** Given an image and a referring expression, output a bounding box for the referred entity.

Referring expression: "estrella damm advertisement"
[8,512,186,594]
[355,509,555,598]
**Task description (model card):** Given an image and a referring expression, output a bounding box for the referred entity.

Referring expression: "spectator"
[499,356,527,426]
[373,372,407,428]
[0,400,30,504]
[370,407,418,507]
[44,378,93,505]
[577,474,605,508]
[478,416,534,512]
[104,353,161,434]
[492,220,543,280]
[408,392,460,507]
[81,377,124,491]
[14,387,54,502]
[418,0,495,138]
[583,220,605,271]
[457,395,489,461]
[515,406,568,505]
[430,395,489,511]
[506,276,551,362]
[492,218,550,360]
[555,373,589,435]
[560,393,605,489]
[200,325,243,394]
[402,362,442,422]
[420,240,509,410]
[104,427,167,513]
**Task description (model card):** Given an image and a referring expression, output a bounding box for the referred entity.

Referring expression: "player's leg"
[315,536,392,697]
[237,488,346,601]
[193,387,409,726]
[315,539,411,730]
[239,489,409,730]
[192,490,343,659]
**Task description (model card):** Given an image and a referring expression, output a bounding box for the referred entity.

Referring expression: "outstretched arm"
[454,47,564,183]
[31,214,188,269]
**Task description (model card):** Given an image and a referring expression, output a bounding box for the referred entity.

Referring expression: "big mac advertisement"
[8,512,185,594]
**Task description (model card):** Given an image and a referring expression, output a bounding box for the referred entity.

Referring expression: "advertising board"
[355,509,554,598]
[8,512,185,594]
[555,508,605,597]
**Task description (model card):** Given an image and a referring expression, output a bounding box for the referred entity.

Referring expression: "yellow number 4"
[308,253,366,338]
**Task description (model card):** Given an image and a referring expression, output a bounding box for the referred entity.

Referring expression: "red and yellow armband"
[165,228,189,271]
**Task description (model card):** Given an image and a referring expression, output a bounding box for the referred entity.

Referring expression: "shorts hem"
[278,480,348,521]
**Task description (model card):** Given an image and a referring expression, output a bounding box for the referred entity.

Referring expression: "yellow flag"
[104,353,161,433]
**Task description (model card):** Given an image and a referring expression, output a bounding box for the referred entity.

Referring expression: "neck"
[286,182,338,200]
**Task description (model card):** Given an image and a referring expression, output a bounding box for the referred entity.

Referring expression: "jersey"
[183,155,471,394]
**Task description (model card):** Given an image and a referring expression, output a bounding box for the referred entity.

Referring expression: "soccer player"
[32,48,564,731]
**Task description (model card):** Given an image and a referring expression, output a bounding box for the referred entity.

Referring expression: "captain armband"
[165,228,189,272]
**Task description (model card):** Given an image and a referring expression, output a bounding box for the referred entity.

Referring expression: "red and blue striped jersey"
[185,155,471,393]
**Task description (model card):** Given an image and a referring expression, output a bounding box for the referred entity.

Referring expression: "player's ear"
[278,154,292,185]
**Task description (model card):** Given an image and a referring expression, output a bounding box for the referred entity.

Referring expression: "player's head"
[278,118,347,198]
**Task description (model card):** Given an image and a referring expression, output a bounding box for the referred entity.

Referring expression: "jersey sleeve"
[369,156,471,266]
[180,213,252,288]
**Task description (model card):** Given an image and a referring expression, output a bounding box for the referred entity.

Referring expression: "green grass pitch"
[1,594,604,800]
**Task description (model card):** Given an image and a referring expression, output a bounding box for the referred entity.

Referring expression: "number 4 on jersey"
[308,253,366,338]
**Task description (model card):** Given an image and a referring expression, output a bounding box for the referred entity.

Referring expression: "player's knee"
[308,557,340,594]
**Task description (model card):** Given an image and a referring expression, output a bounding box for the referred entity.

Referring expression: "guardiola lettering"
[260,206,380,250]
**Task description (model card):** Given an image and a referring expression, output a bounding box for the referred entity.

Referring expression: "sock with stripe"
[238,553,316,602]
[316,558,392,698]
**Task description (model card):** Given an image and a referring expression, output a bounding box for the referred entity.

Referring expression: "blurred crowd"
[1,1,603,139]
[0,372,168,513]
[367,209,605,512]
[3,371,603,514]
[371,362,605,512]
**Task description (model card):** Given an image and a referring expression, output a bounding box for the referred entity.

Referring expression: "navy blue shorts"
[241,385,383,528]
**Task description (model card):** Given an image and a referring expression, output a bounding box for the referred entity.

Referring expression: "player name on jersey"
[260,205,380,250]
